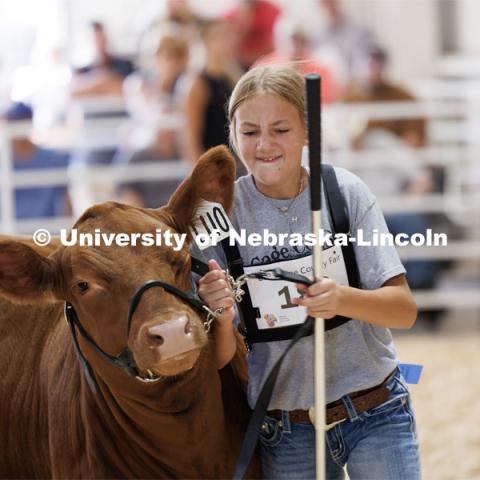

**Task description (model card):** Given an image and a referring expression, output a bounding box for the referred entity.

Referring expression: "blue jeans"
[259,368,420,480]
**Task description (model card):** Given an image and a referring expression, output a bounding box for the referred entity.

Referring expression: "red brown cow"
[0,146,257,479]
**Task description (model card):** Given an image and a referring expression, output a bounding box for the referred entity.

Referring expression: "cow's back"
[0,299,62,478]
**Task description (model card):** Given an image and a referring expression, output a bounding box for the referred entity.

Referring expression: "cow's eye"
[77,281,90,294]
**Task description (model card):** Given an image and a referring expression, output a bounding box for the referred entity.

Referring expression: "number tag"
[243,248,349,330]
[191,200,235,250]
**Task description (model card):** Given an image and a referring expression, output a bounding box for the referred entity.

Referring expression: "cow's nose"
[142,315,199,361]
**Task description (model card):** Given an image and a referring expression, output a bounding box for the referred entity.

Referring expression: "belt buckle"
[308,407,346,430]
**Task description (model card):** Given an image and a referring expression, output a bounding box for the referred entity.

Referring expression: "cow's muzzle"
[142,315,198,358]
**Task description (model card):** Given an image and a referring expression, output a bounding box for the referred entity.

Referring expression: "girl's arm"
[294,274,417,329]
[198,259,237,368]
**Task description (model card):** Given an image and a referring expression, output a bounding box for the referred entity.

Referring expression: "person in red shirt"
[223,0,282,69]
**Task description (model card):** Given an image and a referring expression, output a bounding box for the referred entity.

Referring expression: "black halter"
[65,278,212,394]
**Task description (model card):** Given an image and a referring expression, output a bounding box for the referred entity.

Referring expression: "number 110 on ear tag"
[191,200,235,250]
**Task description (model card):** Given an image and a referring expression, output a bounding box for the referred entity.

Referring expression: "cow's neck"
[81,344,233,478]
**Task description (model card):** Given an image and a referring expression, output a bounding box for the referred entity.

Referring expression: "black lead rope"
[234,318,314,479]
[65,304,100,394]
[232,268,315,480]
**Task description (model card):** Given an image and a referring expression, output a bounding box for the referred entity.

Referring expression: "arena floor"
[393,312,480,480]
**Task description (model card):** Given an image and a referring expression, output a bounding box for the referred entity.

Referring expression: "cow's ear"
[0,241,62,304]
[162,146,236,234]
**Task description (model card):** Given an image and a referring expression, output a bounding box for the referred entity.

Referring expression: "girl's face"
[234,93,306,198]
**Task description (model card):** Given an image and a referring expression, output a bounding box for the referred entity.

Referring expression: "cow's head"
[0,146,236,384]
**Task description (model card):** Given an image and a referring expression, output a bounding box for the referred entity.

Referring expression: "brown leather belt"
[267,373,393,426]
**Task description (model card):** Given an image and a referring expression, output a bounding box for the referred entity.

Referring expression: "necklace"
[274,169,306,223]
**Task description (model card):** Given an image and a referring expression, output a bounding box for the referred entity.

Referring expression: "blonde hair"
[228,65,305,153]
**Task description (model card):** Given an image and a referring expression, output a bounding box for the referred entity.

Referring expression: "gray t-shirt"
[202,166,405,409]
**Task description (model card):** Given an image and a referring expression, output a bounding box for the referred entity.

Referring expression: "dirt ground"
[393,321,480,480]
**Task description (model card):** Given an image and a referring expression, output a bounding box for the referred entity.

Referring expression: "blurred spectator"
[341,48,447,328]
[182,19,243,171]
[70,21,135,98]
[165,0,196,27]
[223,0,282,70]
[68,21,135,199]
[3,101,32,121]
[13,139,71,219]
[1,103,70,219]
[314,0,376,88]
[341,131,444,329]
[115,26,190,208]
[254,16,339,103]
[343,47,427,150]
[387,211,445,330]
[162,1,206,72]
[146,0,199,48]
[6,45,71,132]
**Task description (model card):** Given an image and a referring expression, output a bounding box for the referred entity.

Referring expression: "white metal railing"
[14,216,74,234]
[413,77,480,101]
[377,193,480,215]
[11,161,191,188]
[327,145,468,166]
[1,96,479,313]
[0,120,15,234]
[398,241,480,260]
[412,290,480,309]
[2,100,479,222]
[327,100,466,120]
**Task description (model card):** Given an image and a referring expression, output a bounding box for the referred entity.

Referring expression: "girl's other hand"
[293,278,342,319]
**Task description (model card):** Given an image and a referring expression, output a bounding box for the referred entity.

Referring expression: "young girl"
[198,65,421,480]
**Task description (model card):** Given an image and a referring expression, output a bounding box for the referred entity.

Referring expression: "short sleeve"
[334,167,406,290]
